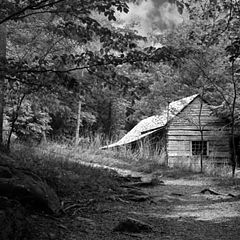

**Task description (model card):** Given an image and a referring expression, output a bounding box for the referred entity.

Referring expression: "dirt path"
[132,173,240,240]
[78,171,240,240]
[30,168,240,240]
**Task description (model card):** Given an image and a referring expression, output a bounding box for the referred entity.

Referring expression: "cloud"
[117,0,184,36]
[155,1,184,30]
[117,0,155,36]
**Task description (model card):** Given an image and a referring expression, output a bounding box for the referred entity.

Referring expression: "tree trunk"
[165,100,170,166]
[7,94,26,150]
[75,98,82,146]
[0,23,6,148]
[199,94,204,173]
[41,130,47,144]
[108,100,112,139]
[231,122,237,177]
[231,60,237,177]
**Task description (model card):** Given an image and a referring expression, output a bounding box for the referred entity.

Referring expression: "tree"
[1,0,151,148]
[4,0,230,150]
[159,0,240,175]
[0,20,6,146]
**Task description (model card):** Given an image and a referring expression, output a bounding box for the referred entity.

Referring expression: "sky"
[117,0,185,36]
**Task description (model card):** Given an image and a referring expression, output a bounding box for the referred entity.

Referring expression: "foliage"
[1,0,240,151]
[0,0,150,144]
[10,141,124,199]
[6,99,52,141]
[164,0,240,175]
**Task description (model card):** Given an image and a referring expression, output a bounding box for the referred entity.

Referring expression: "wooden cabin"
[166,95,231,168]
[102,94,234,169]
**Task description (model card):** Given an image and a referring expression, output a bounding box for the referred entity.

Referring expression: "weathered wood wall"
[167,97,231,168]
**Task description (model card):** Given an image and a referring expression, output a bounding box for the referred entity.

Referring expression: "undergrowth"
[9,142,125,201]
[16,137,166,174]
[170,156,232,177]
[8,134,236,198]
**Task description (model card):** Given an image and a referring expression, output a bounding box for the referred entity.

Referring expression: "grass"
[8,141,125,201]
[1,136,166,204]
[6,135,237,197]
[18,136,166,174]
[3,137,240,240]
[169,156,233,177]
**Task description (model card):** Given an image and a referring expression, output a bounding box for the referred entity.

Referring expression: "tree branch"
[189,56,231,109]
[0,0,66,24]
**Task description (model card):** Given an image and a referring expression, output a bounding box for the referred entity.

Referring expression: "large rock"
[113,217,153,233]
[0,197,28,240]
[0,164,61,214]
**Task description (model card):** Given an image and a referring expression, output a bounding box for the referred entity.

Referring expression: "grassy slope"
[3,143,135,239]
[2,141,240,239]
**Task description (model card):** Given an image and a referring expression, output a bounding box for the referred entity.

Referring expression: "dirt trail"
[130,173,240,240]
[31,167,240,240]
[88,171,240,240]
[86,167,240,239]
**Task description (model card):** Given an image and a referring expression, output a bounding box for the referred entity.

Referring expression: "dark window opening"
[192,141,208,156]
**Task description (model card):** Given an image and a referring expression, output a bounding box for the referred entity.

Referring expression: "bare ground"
[28,166,240,240]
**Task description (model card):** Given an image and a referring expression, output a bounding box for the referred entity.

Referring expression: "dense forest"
[1,0,240,148]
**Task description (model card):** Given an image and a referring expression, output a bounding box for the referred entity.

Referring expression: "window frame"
[190,140,209,156]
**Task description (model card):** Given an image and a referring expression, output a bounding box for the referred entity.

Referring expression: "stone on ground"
[113,217,153,233]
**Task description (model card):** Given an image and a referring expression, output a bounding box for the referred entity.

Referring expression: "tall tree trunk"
[199,93,204,173]
[0,23,6,148]
[7,94,26,150]
[231,61,237,177]
[165,100,170,166]
[108,100,112,139]
[75,98,82,146]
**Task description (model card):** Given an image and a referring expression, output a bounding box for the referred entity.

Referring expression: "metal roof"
[101,94,199,149]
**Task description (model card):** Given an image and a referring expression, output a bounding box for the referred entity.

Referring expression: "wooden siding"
[167,97,231,167]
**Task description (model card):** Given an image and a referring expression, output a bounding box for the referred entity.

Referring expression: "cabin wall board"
[166,97,231,167]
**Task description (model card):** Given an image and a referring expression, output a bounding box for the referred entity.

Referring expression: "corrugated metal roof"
[101,94,199,149]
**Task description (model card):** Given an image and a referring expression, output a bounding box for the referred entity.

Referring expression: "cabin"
[102,94,235,169]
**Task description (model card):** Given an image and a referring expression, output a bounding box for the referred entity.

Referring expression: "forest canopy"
[0,0,240,149]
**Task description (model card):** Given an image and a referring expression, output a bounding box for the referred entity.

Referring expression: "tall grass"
[10,135,234,180]
[169,155,232,177]
[10,134,166,175]
[9,140,125,200]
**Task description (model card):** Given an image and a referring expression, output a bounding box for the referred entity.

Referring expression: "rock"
[0,165,12,178]
[141,175,164,186]
[127,188,147,196]
[76,216,96,224]
[124,176,164,188]
[48,232,57,239]
[75,216,96,233]
[0,197,28,240]
[113,217,153,233]
[171,192,184,196]
[200,188,236,198]
[200,188,221,195]
[123,194,150,202]
[0,165,61,214]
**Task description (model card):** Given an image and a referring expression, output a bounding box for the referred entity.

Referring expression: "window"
[192,141,208,156]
